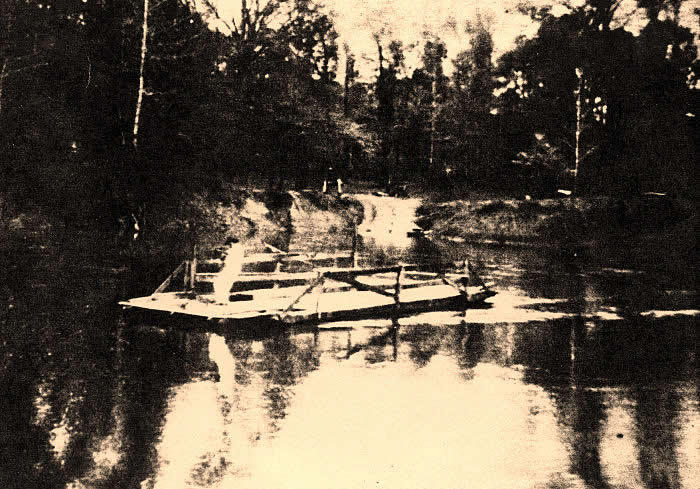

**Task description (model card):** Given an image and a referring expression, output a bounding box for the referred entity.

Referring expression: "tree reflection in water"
[556,317,611,489]
[259,332,320,430]
[633,387,682,489]
[3,233,698,488]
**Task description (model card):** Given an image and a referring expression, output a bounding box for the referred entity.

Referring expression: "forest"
[0,0,697,230]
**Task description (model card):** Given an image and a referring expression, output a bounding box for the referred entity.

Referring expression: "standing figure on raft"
[212,237,243,304]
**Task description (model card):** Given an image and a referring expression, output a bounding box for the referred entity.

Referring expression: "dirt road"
[350,194,421,248]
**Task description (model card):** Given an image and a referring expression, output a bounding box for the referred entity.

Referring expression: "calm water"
[1,229,697,489]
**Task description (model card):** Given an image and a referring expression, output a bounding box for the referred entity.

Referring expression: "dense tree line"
[0,0,697,231]
[363,1,697,198]
[494,0,698,197]
[0,0,360,229]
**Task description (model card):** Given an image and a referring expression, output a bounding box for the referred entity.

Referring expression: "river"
[1,196,697,489]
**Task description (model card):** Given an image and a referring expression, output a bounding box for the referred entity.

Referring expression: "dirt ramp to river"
[351,194,421,249]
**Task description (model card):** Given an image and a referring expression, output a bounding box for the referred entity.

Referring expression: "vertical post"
[429,76,436,172]
[184,260,190,289]
[315,273,323,321]
[132,0,149,150]
[346,329,352,358]
[351,218,358,268]
[188,244,197,290]
[0,60,8,116]
[394,266,403,311]
[569,318,581,385]
[461,259,470,303]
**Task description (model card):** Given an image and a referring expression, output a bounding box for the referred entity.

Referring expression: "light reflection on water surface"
[4,238,698,489]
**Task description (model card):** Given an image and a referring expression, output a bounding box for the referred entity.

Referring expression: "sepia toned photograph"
[1,0,697,488]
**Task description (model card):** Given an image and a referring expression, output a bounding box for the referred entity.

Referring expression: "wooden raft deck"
[119,251,496,327]
[120,283,493,326]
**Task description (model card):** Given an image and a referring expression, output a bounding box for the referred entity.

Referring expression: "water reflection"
[142,329,323,488]
[1,360,61,489]
[558,318,611,489]
[632,387,683,489]
[452,323,485,371]
[2,231,698,488]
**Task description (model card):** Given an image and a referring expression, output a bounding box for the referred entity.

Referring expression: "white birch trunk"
[133,0,149,150]
[574,68,582,194]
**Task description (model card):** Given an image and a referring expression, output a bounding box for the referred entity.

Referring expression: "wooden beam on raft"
[263,242,284,253]
[323,265,405,298]
[440,275,462,293]
[154,261,185,294]
[241,251,353,264]
[323,265,403,280]
[340,278,394,297]
[278,272,325,317]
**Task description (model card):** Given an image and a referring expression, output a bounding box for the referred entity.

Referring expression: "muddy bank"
[136,186,362,257]
[0,188,362,310]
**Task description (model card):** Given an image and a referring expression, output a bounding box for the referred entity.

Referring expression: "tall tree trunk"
[574,67,582,194]
[132,0,149,150]
[343,48,354,174]
[429,76,436,172]
[241,0,248,40]
[0,59,7,116]
[343,62,350,117]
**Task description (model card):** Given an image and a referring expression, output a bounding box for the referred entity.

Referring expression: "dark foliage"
[0,0,696,229]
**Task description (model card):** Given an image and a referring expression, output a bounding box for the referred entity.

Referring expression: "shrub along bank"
[0,187,363,307]
[416,196,696,246]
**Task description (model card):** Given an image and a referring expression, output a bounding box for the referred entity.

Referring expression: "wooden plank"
[279,273,324,316]
[154,261,186,293]
[323,265,403,280]
[263,242,284,253]
[301,252,354,261]
[441,276,462,292]
[196,271,313,281]
[242,252,298,263]
[332,277,394,297]
[280,285,465,325]
[199,251,355,264]
[241,251,354,264]
[121,281,495,326]
[196,272,446,296]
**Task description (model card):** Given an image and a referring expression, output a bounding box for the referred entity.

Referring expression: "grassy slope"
[416,196,697,245]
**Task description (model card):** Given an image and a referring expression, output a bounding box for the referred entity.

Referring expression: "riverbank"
[416,196,696,245]
[414,195,697,287]
[0,187,363,312]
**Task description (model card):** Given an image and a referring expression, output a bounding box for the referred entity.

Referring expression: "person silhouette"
[213,237,243,304]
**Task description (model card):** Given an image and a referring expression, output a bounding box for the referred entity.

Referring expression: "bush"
[474,200,511,216]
